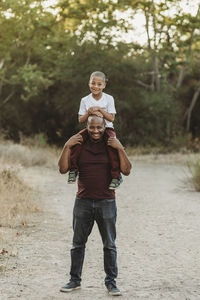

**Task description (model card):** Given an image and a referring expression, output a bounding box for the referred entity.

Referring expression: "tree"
[56,0,126,45]
[0,0,57,106]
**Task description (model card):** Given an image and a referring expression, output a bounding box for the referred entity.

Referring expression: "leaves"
[11,64,53,101]
[0,0,200,145]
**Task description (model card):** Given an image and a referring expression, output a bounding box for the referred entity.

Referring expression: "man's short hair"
[90,71,107,82]
[87,115,105,125]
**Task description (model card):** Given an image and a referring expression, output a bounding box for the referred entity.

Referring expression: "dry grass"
[0,142,58,168]
[0,136,58,226]
[129,152,200,165]
[126,145,192,156]
[0,165,38,227]
[188,156,200,192]
[0,136,57,269]
[0,165,38,270]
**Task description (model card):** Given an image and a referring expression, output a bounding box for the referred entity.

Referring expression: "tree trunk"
[0,80,3,97]
[144,1,160,91]
[153,55,160,91]
[176,65,186,89]
[176,5,200,89]
[144,6,154,91]
[186,80,200,132]
[0,91,14,108]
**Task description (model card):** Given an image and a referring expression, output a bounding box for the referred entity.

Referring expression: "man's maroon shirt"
[76,138,115,200]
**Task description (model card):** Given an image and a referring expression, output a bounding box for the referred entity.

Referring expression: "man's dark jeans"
[70,197,118,285]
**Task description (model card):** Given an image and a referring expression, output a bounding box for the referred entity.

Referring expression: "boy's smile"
[89,76,106,99]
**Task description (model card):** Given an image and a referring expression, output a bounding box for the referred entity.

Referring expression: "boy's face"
[88,76,106,96]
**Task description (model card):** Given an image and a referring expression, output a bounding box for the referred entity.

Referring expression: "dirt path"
[1,159,200,300]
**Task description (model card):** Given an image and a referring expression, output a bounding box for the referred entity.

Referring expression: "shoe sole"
[108,291,121,296]
[109,186,120,190]
[60,286,81,292]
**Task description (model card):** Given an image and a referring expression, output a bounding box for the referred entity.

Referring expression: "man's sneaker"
[106,282,121,296]
[68,171,77,184]
[109,178,120,190]
[60,281,81,292]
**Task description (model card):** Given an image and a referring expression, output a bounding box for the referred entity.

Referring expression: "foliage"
[0,0,200,147]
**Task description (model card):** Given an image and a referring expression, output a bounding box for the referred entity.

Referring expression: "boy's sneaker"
[109,178,120,190]
[119,173,123,184]
[106,282,121,296]
[68,171,77,184]
[60,281,81,292]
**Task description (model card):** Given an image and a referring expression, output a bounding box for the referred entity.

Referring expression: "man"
[58,115,132,296]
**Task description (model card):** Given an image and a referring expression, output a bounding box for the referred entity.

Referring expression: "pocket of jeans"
[101,200,116,219]
[74,198,92,218]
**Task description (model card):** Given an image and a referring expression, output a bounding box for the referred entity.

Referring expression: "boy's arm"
[98,108,115,122]
[78,108,109,123]
[87,106,115,122]
[58,134,83,173]
[99,95,116,122]
[78,98,88,123]
[107,137,132,175]
[79,113,89,123]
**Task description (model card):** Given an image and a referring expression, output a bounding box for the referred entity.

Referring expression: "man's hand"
[64,133,83,149]
[107,137,124,150]
[58,134,83,173]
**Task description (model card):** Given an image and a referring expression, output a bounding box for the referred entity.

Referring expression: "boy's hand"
[88,107,99,114]
[87,107,103,118]
[107,137,124,150]
[92,111,103,118]
[64,133,83,149]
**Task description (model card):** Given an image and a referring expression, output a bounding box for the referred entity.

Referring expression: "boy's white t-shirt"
[78,92,116,128]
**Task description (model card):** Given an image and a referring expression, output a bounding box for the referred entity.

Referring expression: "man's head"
[87,115,106,142]
[89,71,107,96]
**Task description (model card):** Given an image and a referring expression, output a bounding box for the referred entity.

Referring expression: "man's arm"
[58,133,83,174]
[107,137,132,176]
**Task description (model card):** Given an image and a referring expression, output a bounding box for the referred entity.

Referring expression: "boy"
[68,71,121,190]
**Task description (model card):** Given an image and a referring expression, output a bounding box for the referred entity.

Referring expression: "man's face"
[88,76,106,96]
[87,116,105,141]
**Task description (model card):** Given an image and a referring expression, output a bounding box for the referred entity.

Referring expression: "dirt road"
[1,158,200,300]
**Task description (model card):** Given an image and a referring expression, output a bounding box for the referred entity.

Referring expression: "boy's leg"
[107,148,121,179]
[70,128,88,173]
[105,128,121,179]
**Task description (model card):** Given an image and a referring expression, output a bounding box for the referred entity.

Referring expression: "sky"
[42,0,200,45]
